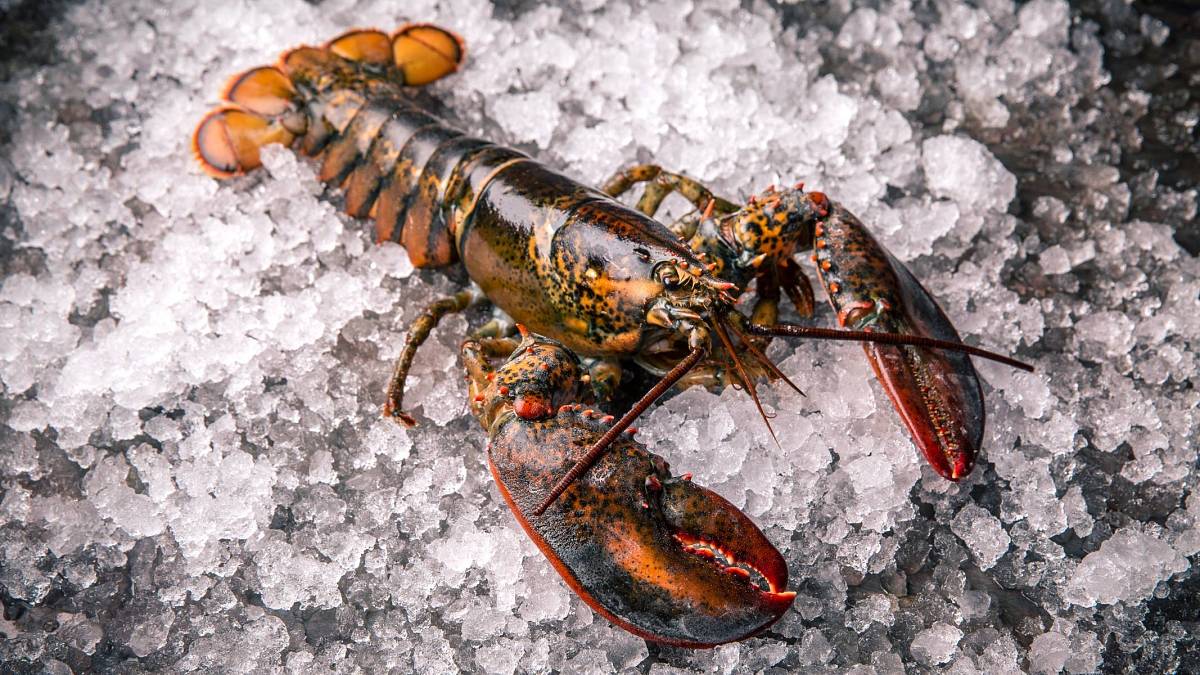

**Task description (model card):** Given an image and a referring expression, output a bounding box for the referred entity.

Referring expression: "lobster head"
[464,333,794,646]
[636,186,828,373]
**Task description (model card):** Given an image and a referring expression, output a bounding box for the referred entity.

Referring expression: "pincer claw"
[812,202,985,480]
[464,333,793,647]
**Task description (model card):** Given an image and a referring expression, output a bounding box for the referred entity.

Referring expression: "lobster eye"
[656,264,681,288]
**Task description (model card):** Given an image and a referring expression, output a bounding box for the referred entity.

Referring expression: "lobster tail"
[390,24,466,85]
[193,66,303,177]
[223,66,297,116]
[192,107,295,178]
[324,25,466,85]
[326,29,394,66]
[193,24,478,267]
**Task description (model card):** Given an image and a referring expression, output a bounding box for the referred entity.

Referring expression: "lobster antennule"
[712,317,779,446]
[724,318,806,397]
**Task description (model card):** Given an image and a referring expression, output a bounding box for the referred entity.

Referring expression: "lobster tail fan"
[391,24,466,86]
[222,66,297,116]
[192,107,295,178]
[326,29,393,65]
[279,45,348,83]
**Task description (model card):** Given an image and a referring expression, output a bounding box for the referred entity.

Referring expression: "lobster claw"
[488,415,794,646]
[812,199,985,480]
[466,335,793,646]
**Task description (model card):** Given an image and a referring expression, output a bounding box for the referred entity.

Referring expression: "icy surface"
[1,0,1198,672]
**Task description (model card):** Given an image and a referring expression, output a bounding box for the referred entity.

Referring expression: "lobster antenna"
[533,346,706,516]
[747,322,1034,372]
[712,318,779,446]
[724,318,805,397]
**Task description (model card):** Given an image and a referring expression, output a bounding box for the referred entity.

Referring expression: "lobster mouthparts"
[488,409,794,647]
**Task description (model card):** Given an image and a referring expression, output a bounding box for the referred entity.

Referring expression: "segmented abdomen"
[319,96,521,268]
[194,25,528,268]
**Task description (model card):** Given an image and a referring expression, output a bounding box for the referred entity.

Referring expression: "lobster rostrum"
[463,328,794,646]
[193,24,1032,645]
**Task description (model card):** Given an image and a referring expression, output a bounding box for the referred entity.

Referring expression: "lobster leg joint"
[384,287,483,425]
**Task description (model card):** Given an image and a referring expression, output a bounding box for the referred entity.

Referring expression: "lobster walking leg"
[583,357,624,403]
[750,266,783,327]
[384,288,482,425]
[472,316,517,340]
[745,254,816,323]
[602,165,709,241]
[601,164,739,218]
[600,163,662,198]
[778,257,816,318]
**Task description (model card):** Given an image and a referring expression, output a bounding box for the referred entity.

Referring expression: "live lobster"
[192,23,1031,646]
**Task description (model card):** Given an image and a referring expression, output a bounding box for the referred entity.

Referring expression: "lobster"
[193,24,1032,645]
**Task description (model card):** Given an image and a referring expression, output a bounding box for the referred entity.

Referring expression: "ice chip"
[910,622,963,666]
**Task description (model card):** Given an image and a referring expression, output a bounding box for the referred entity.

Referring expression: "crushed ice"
[0,0,1196,672]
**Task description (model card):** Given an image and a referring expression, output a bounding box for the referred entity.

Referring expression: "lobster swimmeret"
[193,24,1032,646]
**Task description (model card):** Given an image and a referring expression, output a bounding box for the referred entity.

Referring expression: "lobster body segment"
[464,334,794,647]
